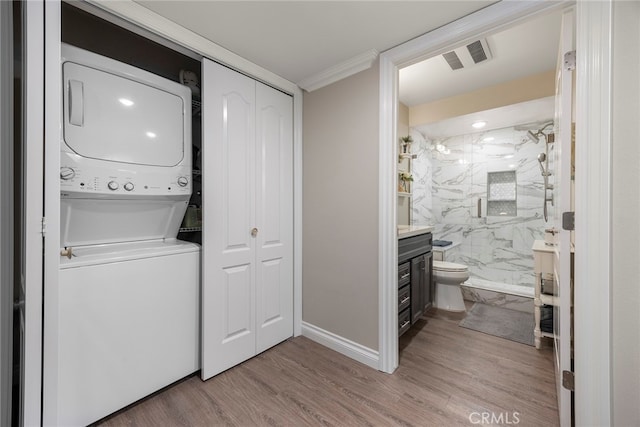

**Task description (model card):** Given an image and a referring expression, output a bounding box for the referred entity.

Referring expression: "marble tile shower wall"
[410,125,547,288]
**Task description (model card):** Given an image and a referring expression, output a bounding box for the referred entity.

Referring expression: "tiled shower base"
[461,277,534,314]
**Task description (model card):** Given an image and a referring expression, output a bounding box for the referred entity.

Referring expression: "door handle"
[60,247,73,259]
[251,227,258,237]
[69,80,84,126]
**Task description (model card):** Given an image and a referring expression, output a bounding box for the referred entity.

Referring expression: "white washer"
[51,45,200,426]
[58,240,199,426]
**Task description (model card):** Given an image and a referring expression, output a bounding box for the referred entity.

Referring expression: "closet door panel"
[223,91,254,254]
[202,59,256,380]
[222,264,253,342]
[255,83,293,353]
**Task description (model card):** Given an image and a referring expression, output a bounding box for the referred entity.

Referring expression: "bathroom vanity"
[398,226,434,336]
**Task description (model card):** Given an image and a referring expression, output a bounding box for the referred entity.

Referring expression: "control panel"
[59,152,191,197]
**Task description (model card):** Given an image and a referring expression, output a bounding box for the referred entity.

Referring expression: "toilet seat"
[433,260,468,273]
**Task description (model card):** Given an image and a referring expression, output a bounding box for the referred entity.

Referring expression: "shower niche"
[486,170,517,217]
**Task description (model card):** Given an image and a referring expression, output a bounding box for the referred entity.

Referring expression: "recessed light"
[146,131,157,138]
[483,137,494,142]
[508,164,516,168]
[503,154,514,159]
[119,98,134,107]
[472,121,487,129]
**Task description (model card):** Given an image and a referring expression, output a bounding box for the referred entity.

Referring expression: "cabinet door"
[410,257,424,324]
[201,59,257,380]
[423,252,433,311]
[255,82,293,353]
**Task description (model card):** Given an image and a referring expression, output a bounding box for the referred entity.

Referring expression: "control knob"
[124,182,134,191]
[177,176,189,187]
[60,167,76,180]
[107,181,119,191]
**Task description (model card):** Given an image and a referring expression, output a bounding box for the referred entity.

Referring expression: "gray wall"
[612,1,640,424]
[302,61,379,351]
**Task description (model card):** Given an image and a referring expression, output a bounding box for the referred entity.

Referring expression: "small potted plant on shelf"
[399,171,413,193]
[400,135,413,154]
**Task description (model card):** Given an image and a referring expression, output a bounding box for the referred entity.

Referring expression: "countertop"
[397,225,433,239]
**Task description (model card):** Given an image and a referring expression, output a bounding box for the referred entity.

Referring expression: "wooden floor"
[97,308,558,427]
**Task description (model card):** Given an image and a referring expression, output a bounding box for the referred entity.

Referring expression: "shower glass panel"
[420,122,547,290]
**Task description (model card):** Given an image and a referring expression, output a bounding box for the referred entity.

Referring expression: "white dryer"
[51,44,200,426]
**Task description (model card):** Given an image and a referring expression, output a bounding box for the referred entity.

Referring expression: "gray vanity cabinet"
[398,232,433,336]
[411,252,433,324]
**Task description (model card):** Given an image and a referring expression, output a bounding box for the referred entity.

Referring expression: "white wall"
[303,61,379,351]
[611,1,640,424]
[409,70,555,127]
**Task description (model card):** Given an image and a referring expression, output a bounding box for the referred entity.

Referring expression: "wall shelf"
[398,153,417,162]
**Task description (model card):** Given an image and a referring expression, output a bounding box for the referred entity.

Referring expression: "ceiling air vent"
[442,38,493,71]
[467,40,488,64]
[442,51,464,70]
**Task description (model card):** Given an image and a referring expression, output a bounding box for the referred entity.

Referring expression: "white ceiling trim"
[298,49,379,92]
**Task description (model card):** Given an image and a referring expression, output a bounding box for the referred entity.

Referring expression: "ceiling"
[414,96,555,140]
[399,9,562,107]
[134,1,495,86]
[132,0,560,126]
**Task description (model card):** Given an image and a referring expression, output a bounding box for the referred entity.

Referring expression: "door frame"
[378,0,612,424]
[0,1,14,424]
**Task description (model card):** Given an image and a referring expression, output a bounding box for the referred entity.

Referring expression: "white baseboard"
[301,322,379,370]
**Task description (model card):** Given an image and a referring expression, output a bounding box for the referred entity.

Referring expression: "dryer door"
[63,61,186,167]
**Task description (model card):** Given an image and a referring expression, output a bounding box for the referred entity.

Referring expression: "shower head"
[527,130,540,144]
[526,122,554,144]
[537,152,547,176]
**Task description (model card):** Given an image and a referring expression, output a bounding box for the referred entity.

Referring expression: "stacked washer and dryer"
[56,44,200,426]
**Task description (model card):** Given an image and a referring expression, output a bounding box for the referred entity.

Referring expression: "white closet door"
[201,59,257,380]
[255,83,293,353]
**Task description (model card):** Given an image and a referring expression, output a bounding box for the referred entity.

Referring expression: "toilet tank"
[432,242,461,262]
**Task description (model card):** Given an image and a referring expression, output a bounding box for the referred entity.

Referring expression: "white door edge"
[574,1,613,425]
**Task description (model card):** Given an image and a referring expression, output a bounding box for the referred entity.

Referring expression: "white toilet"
[433,260,469,312]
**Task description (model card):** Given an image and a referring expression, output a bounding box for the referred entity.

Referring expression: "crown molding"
[298,49,379,92]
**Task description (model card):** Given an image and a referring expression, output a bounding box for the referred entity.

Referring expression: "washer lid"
[433,260,468,272]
